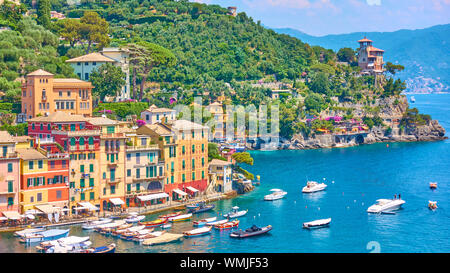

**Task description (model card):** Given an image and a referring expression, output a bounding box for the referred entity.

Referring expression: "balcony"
[107,162,118,168]
[0,191,16,195]
[47,153,69,159]
[0,152,18,159]
[52,129,101,136]
[105,177,122,184]
[125,144,159,152]
[132,175,164,183]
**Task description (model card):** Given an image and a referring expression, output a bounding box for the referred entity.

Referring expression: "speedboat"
[19,229,70,244]
[264,189,287,201]
[223,206,248,218]
[125,215,145,223]
[367,199,405,213]
[303,218,331,229]
[429,201,438,210]
[230,225,272,238]
[410,96,416,103]
[430,182,437,189]
[302,181,327,193]
[183,226,213,237]
[193,217,217,227]
[189,203,215,214]
[14,228,46,237]
[206,219,228,226]
[82,218,113,230]
[186,201,205,210]
[36,236,90,252]
[168,213,192,222]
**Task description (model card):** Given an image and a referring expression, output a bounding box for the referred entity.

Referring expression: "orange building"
[21,69,93,120]
[357,37,385,75]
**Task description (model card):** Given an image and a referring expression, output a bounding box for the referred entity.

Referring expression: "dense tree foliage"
[90,63,126,103]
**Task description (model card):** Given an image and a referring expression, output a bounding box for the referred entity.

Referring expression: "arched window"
[88,137,94,145]
[79,137,85,145]
[70,138,76,146]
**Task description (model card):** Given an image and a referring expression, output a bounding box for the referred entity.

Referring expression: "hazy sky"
[193,0,450,36]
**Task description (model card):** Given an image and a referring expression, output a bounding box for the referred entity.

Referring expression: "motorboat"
[302,181,327,193]
[158,211,182,220]
[114,225,146,237]
[264,189,287,201]
[168,213,193,222]
[110,224,134,236]
[430,182,437,189]
[206,219,228,226]
[186,201,205,210]
[46,240,92,253]
[125,215,145,223]
[95,220,126,234]
[410,96,416,103]
[120,226,150,240]
[183,226,213,237]
[36,236,90,252]
[230,225,272,238]
[14,228,46,237]
[214,219,239,230]
[223,207,247,218]
[139,218,168,227]
[82,243,116,253]
[193,217,217,227]
[82,218,113,230]
[189,203,215,214]
[134,230,165,242]
[303,218,331,229]
[429,201,438,210]
[367,199,405,213]
[19,229,70,244]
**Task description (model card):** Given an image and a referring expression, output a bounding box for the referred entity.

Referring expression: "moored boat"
[302,181,327,193]
[139,218,168,227]
[82,243,116,253]
[430,182,437,189]
[214,219,239,230]
[183,226,213,237]
[302,218,331,229]
[186,201,205,210]
[429,201,438,210]
[20,229,70,244]
[82,218,113,230]
[264,189,287,201]
[230,225,272,238]
[125,215,145,223]
[36,236,90,252]
[161,223,172,229]
[367,199,405,213]
[14,228,46,238]
[168,213,192,222]
[223,207,247,218]
[189,203,215,214]
[193,217,217,227]
[158,211,182,220]
[206,219,228,226]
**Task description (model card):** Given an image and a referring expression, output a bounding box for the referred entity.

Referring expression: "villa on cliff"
[357,37,385,75]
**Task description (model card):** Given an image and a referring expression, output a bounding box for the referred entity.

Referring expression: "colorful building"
[21,69,93,120]
[0,132,21,215]
[16,148,69,214]
[137,120,209,201]
[209,159,233,193]
[140,104,176,125]
[124,133,166,207]
[357,37,385,75]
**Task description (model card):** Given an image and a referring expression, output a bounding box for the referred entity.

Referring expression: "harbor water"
[1,94,449,253]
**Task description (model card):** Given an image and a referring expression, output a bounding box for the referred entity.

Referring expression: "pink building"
[0,131,21,216]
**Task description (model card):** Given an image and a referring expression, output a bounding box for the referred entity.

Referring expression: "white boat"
[264,189,287,201]
[193,217,217,226]
[303,218,331,229]
[82,218,113,230]
[37,236,90,251]
[302,181,327,193]
[206,219,228,226]
[367,199,405,213]
[410,96,416,103]
[45,240,92,253]
[95,220,126,230]
[20,229,70,244]
[168,213,192,222]
[14,228,46,237]
[135,231,166,242]
[161,223,172,229]
[183,226,213,237]
[125,215,145,223]
[223,206,248,218]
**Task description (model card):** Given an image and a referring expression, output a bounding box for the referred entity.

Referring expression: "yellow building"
[87,117,127,212]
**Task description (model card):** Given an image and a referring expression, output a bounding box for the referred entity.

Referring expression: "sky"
[193,0,450,36]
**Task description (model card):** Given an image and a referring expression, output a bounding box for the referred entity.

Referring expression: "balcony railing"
[132,176,164,183]
[125,144,159,151]
[0,191,16,195]
[105,177,122,184]
[0,152,18,159]
[51,130,101,136]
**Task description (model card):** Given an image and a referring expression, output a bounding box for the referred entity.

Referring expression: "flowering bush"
[136,120,146,127]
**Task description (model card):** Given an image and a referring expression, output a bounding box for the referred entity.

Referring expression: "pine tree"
[36,0,51,28]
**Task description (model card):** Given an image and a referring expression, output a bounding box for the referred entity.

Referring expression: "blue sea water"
[1,94,449,253]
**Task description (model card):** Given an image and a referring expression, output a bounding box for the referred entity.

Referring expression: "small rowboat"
[139,218,168,227]
[83,243,116,253]
[429,201,438,210]
[193,217,217,227]
[430,182,437,189]
[303,218,331,229]
[120,227,151,240]
[189,204,215,214]
[110,224,133,236]
[168,213,192,222]
[206,219,228,226]
[158,211,182,220]
[230,225,272,238]
[135,231,166,242]
[183,226,212,237]
[214,220,239,230]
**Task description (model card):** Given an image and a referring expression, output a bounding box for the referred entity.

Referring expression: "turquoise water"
[1,94,449,253]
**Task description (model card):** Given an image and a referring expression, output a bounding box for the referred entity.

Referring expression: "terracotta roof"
[141,124,172,136]
[53,78,89,83]
[86,116,118,126]
[13,135,32,142]
[368,46,384,52]
[0,131,16,143]
[167,120,208,131]
[209,159,232,166]
[28,111,87,122]
[358,37,373,43]
[143,105,175,113]
[16,148,47,160]
[27,69,54,76]
[66,53,116,63]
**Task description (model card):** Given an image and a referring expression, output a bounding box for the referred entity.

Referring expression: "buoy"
[386,144,389,147]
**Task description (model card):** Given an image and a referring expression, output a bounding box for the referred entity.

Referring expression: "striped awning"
[137,193,169,202]
[173,189,187,196]
[109,198,125,206]
[186,186,199,193]
[35,204,60,214]
[2,211,21,220]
